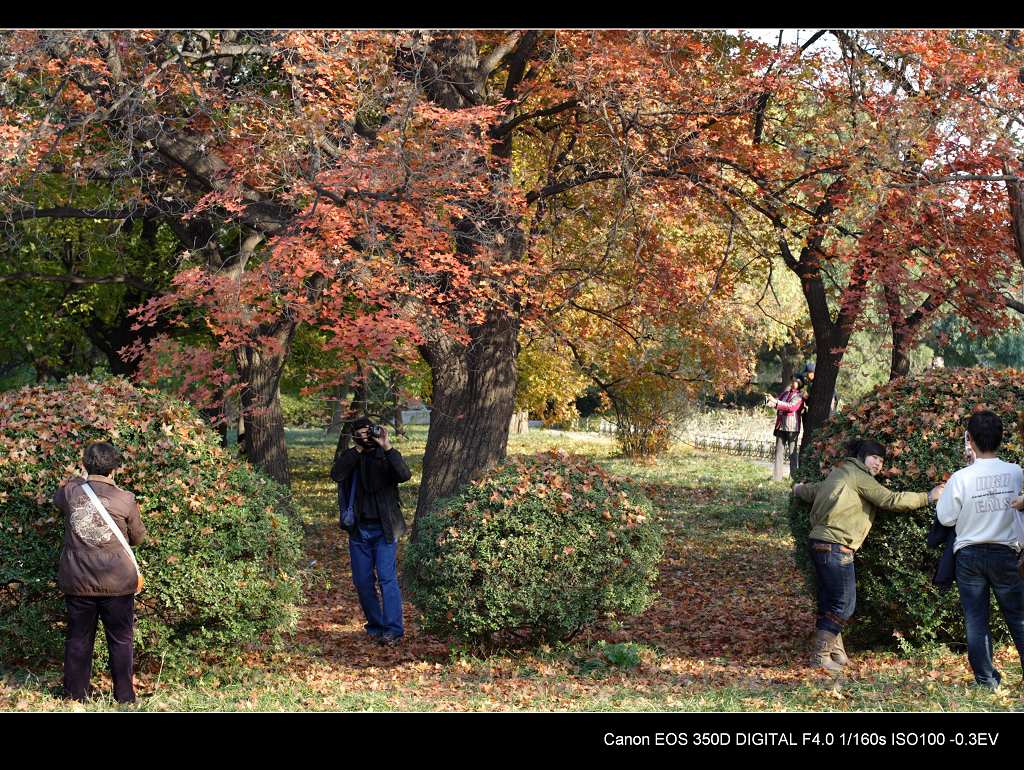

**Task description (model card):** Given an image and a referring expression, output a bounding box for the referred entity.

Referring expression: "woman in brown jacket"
[52,442,146,704]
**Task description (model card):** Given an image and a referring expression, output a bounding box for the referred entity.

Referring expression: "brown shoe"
[830,632,849,666]
[810,630,844,673]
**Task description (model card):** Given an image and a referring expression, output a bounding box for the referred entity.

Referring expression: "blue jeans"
[349,523,403,638]
[955,544,1024,687]
[809,540,857,634]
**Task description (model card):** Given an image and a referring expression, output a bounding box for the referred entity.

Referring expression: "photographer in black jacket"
[331,417,412,645]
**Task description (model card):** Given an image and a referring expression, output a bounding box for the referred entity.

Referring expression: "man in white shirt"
[936,410,1024,690]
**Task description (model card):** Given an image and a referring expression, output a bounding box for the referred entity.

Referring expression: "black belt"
[959,542,1019,552]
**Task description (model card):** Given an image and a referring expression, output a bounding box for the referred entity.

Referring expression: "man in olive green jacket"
[793,439,943,672]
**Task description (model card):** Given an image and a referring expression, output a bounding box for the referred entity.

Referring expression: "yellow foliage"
[515,336,591,424]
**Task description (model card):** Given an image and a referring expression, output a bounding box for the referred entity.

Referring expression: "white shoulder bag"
[82,482,144,595]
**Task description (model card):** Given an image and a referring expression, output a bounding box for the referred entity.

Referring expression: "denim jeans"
[809,539,857,634]
[954,544,1024,687]
[349,523,403,638]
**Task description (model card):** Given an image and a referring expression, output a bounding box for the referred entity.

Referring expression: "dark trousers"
[954,544,1024,688]
[349,523,404,638]
[773,431,800,480]
[809,540,857,634]
[63,594,136,704]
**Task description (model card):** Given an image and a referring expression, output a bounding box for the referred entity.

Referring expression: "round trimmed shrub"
[790,367,1024,648]
[0,376,303,669]
[404,450,664,648]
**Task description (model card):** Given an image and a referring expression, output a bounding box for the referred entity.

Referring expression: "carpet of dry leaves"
[2,428,1022,710]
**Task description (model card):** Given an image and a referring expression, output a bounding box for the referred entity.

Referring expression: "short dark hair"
[83,442,121,476]
[847,438,886,463]
[968,410,1003,453]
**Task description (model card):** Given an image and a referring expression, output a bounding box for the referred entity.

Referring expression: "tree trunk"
[798,269,856,446]
[792,239,868,449]
[1004,162,1023,266]
[327,384,346,435]
[802,338,842,445]
[884,281,946,382]
[223,386,239,446]
[776,179,863,450]
[780,351,796,391]
[890,336,912,380]
[235,321,295,486]
[415,312,520,530]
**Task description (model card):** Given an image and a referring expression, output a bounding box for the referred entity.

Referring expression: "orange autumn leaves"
[810,367,1024,489]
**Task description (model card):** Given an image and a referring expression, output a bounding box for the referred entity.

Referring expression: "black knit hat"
[351,416,373,431]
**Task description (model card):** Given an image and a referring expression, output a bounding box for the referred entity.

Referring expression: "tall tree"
[703,29,1024,440]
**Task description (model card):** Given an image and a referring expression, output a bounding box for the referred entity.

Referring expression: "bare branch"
[476,32,522,88]
[178,44,277,63]
[829,30,919,97]
[490,99,579,139]
[1003,294,1024,316]
[697,212,735,315]
[890,173,1023,188]
[5,204,176,223]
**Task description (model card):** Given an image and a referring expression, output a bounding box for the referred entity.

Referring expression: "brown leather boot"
[830,632,849,666]
[809,630,844,672]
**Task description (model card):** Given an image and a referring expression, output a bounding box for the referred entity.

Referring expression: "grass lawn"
[2,425,1022,711]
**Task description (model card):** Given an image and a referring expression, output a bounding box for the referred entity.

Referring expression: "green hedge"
[280,393,331,429]
[790,367,1024,648]
[404,450,664,648]
[0,376,303,670]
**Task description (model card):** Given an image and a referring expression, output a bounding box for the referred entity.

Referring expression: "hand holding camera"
[354,422,391,452]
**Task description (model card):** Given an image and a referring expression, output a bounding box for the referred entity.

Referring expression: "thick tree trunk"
[890,336,912,380]
[798,266,860,447]
[235,322,295,486]
[414,312,520,530]
[793,242,867,449]
[802,339,842,443]
[776,179,862,451]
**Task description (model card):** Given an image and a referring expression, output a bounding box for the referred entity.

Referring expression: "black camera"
[354,422,382,448]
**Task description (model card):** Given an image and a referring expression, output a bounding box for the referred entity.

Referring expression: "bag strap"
[347,471,357,510]
[81,482,141,578]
